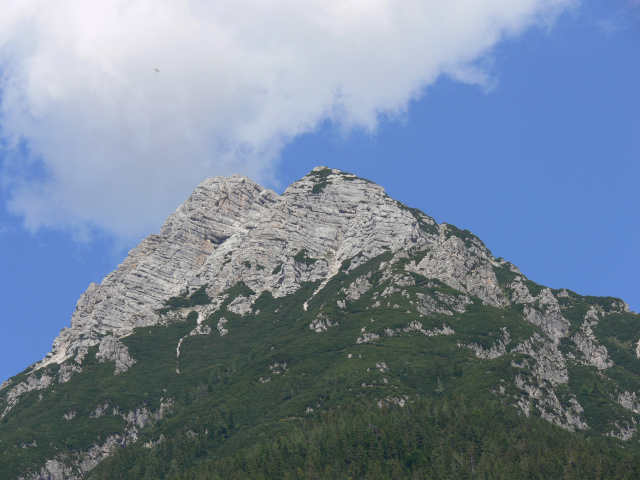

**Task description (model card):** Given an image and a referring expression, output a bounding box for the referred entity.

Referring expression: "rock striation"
[36,168,434,371]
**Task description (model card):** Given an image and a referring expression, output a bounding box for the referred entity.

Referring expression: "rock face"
[406,227,505,307]
[572,307,613,370]
[37,168,434,370]
[95,337,136,375]
[37,167,525,375]
[522,288,571,342]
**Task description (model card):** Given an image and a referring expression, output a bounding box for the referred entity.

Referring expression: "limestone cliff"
[37,167,444,370]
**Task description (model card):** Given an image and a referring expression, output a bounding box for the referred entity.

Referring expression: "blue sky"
[0,0,638,383]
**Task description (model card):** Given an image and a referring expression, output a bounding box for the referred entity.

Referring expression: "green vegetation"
[91,396,640,479]
[311,181,330,194]
[293,249,317,266]
[158,286,211,314]
[492,263,544,298]
[492,263,520,287]
[583,295,627,313]
[2,247,640,479]
[306,167,376,193]
[395,202,439,235]
[218,282,255,310]
[308,167,333,194]
[444,223,489,253]
[307,167,332,180]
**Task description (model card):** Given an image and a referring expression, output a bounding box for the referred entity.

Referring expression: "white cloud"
[0,0,576,240]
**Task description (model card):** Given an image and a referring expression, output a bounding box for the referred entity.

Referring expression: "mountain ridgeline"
[1,167,639,479]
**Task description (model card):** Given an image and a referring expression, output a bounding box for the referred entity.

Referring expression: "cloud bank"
[0,0,575,240]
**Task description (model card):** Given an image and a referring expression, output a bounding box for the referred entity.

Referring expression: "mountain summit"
[2,168,639,479]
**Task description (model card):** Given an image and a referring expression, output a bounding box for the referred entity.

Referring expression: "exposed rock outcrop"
[23,399,175,479]
[572,307,612,370]
[309,313,338,332]
[402,321,454,337]
[343,273,373,301]
[523,289,570,342]
[513,373,587,432]
[226,296,253,316]
[463,327,511,359]
[415,291,472,316]
[95,336,136,375]
[2,372,54,418]
[512,333,568,386]
[216,318,228,336]
[36,168,434,370]
[508,276,535,304]
[406,226,505,307]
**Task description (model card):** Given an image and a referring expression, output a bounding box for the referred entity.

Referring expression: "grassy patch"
[293,249,317,266]
[158,286,211,314]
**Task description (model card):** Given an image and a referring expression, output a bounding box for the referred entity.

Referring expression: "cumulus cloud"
[0,0,575,240]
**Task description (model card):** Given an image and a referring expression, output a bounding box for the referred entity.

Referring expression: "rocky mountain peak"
[283,166,386,199]
[159,174,277,240]
[36,167,434,371]
[2,167,639,479]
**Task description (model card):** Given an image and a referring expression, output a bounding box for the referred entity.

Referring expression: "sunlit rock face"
[38,167,441,369]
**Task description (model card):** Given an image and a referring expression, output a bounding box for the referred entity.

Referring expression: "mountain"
[1,167,640,479]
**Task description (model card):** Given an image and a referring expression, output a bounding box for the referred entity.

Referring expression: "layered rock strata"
[36,168,433,370]
[36,167,503,373]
